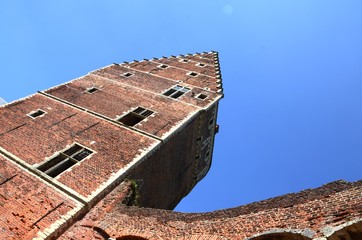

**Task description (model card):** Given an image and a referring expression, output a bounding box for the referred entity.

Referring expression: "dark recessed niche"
[159,64,169,69]
[188,72,198,77]
[87,87,99,94]
[197,93,208,100]
[123,72,134,77]
[28,109,46,118]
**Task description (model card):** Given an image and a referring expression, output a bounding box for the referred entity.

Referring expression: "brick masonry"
[60,180,362,240]
[0,51,361,239]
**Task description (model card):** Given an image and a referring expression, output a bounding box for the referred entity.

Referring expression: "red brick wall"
[126,113,202,209]
[0,154,81,240]
[61,180,362,240]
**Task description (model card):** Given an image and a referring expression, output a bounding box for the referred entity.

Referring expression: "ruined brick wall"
[61,180,362,240]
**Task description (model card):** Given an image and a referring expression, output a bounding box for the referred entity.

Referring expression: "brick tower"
[0,52,361,240]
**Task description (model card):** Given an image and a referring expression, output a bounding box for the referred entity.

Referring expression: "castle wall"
[60,180,362,240]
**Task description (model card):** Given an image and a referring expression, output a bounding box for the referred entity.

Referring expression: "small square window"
[188,72,198,77]
[37,143,93,178]
[86,87,99,94]
[196,93,208,100]
[197,63,206,67]
[158,64,169,69]
[28,109,46,119]
[123,72,134,78]
[163,85,190,99]
[117,107,154,127]
[179,59,189,63]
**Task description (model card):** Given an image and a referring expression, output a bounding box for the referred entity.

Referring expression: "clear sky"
[0,1,361,213]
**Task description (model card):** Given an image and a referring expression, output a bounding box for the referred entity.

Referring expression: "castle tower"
[0,51,223,239]
[1,52,361,240]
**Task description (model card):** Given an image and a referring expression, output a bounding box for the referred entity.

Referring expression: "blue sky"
[0,1,361,213]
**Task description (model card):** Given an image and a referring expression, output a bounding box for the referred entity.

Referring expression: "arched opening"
[328,221,362,240]
[116,236,148,240]
[250,232,311,240]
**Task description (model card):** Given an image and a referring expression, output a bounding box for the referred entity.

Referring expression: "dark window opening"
[37,144,93,178]
[197,63,206,67]
[117,107,154,127]
[123,72,134,77]
[163,85,190,99]
[158,64,169,69]
[179,59,188,63]
[209,118,214,125]
[28,109,46,119]
[197,93,208,100]
[86,87,99,94]
[163,88,177,96]
[188,72,198,77]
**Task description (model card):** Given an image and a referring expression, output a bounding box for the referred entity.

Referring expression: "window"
[196,63,206,67]
[179,59,189,63]
[158,64,169,69]
[28,109,46,119]
[37,144,93,178]
[196,93,208,100]
[86,87,99,94]
[123,72,134,77]
[163,85,190,99]
[117,107,154,127]
[188,72,198,77]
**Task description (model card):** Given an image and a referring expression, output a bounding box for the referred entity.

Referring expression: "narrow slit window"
[37,144,93,178]
[179,59,189,63]
[28,109,46,119]
[117,107,154,127]
[188,72,198,77]
[86,87,99,94]
[123,72,134,77]
[163,85,190,99]
[197,63,206,67]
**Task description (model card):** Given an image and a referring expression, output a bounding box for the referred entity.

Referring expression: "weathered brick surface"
[3,51,360,240]
[128,60,219,92]
[0,51,223,239]
[45,74,205,138]
[184,53,218,66]
[61,180,362,240]
[91,63,220,108]
[154,57,217,78]
[0,154,81,240]
[0,94,158,198]
[127,115,199,209]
